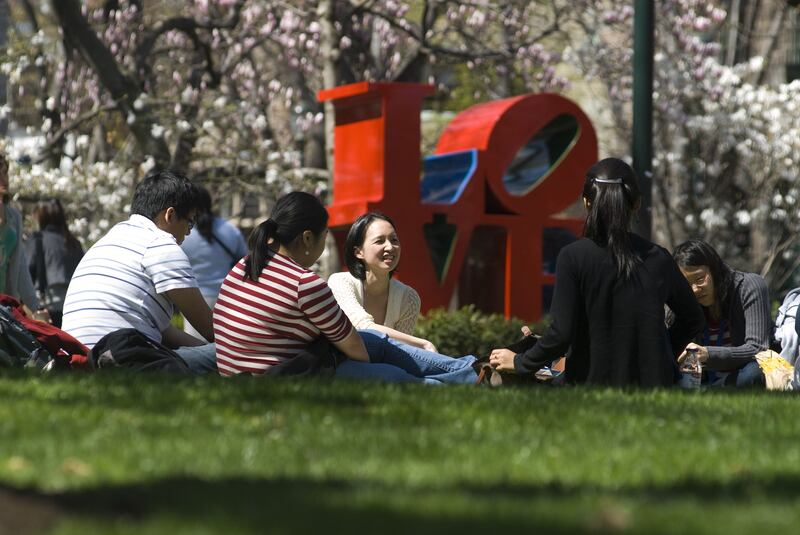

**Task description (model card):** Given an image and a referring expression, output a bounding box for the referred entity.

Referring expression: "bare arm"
[164,287,214,342]
[162,324,206,348]
[331,328,370,362]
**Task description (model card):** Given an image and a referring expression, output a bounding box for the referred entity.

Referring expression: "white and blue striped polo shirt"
[62,214,198,349]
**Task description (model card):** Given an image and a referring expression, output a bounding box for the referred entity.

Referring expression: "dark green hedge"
[413,305,548,358]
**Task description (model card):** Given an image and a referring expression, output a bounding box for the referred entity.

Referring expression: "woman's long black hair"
[35,198,82,252]
[582,158,642,279]
[344,212,398,280]
[194,185,215,243]
[673,239,733,314]
[244,191,328,281]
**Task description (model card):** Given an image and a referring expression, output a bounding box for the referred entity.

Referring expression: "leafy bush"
[413,305,548,357]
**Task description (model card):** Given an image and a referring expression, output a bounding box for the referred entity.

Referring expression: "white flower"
[253,115,267,130]
[735,210,751,226]
[150,124,164,138]
[133,94,148,110]
[141,156,156,173]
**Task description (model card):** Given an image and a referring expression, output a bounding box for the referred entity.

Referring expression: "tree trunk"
[52,0,171,166]
[0,0,9,136]
[317,0,338,179]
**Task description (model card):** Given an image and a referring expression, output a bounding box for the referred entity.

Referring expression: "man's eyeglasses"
[186,217,195,231]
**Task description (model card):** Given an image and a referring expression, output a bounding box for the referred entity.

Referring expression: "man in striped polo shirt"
[61,170,217,374]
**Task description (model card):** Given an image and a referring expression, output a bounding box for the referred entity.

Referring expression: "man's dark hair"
[130,169,200,220]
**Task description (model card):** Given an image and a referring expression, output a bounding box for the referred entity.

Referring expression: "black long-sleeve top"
[515,234,705,387]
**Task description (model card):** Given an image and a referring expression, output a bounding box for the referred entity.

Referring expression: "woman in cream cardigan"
[328,212,437,352]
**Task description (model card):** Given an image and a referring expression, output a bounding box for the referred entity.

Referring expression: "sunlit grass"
[1,372,799,534]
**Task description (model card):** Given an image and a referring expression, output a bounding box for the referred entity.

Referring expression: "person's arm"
[7,210,40,311]
[330,274,436,351]
[165,287,214,342]
[492,247,578,373]
[300,272,366,360]
[369,324,436,352]
[328,273,376,329]
[666,257,705,361]
[380,286,436,351]
[705,273,772,368]
[331,327,369,362]
[162,324,207,348]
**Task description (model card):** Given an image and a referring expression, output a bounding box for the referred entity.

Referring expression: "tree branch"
[52,0,171,165]
[37,102,117,162]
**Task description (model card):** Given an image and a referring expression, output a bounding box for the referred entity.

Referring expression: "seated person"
[0,152,43,317]
[673,239,771,387]
[180,185,247,340]
[328,212,437,352]
[488,158,705,386]
[213,191,478,384]
[61,170,216,374]
[26,198,85,327]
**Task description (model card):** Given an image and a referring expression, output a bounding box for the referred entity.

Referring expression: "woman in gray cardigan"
[0,154,40,312]
[673,239,771,387]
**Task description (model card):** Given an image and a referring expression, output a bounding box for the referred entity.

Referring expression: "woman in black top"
[489,158,705,386]
[26,199,84,327]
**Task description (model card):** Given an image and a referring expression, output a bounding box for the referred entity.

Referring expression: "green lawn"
[1,372,800,534]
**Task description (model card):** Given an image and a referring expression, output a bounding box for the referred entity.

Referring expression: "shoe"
[473,356,504,386]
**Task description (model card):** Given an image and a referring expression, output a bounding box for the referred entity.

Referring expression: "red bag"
[0,295,90,369]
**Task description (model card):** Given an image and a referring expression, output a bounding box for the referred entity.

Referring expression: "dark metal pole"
[632,0,654,239]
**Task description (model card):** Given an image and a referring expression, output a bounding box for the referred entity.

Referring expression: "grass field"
[1,371,800,534]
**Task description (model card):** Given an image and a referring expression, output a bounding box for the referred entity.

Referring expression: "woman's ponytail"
[243,192,328,282]
[245,219,278,281]
[582,158,642,279]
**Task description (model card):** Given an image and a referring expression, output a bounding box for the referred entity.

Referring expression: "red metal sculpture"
[318,82,597,321]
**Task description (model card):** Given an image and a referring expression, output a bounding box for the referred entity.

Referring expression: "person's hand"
[521,325,532,337]
[489,348,517,373]
[421,340,438,353]
[31,308,52,324]
[678,343,709,365]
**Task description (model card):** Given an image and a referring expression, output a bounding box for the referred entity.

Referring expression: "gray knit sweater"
[704,270,771,371]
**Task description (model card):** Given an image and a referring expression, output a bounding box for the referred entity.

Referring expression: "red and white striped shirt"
[213,251,353,376]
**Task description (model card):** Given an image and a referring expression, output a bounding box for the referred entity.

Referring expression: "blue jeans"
[734,360,764,388]
[334,330,478,385]
[175,343,217,375]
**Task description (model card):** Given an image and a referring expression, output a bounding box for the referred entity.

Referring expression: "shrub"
[413,305,548,357]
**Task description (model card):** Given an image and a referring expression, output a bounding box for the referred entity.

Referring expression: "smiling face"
[355,219,401,277]
[680,265,716,308]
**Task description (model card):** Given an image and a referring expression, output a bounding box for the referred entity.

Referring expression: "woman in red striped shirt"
[213,191,478,384]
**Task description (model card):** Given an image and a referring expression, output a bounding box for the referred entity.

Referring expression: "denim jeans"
[334,329,478,385]
[175,343,217,375]
[733,360,765,388]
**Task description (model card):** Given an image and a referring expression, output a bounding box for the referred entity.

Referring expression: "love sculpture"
[318,82,597,321]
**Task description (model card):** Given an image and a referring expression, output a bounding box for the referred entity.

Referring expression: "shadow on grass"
[5,470,800,534]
